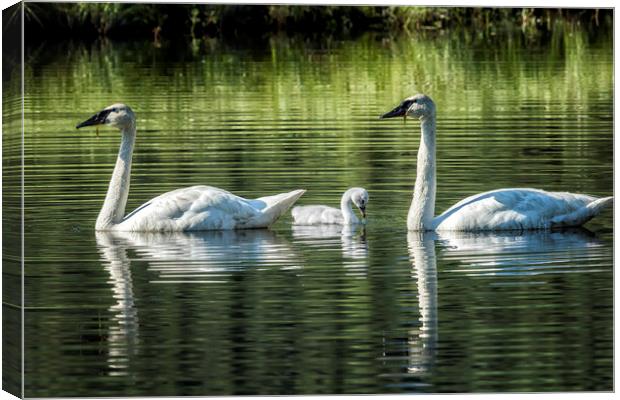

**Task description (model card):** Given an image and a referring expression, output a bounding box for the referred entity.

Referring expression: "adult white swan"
[380,94,613,231]
[291,187,369,225]
[77,103,305,231]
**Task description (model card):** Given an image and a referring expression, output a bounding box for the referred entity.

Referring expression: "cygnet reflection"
[291,224,368,277]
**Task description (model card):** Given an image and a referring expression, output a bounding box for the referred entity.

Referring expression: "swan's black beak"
[360,206,366,218]
[380,104,407,119]
[76,109,111,129]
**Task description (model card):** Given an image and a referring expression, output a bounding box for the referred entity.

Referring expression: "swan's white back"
[433,188,611,231]
[117,186,305,231]
[292,205,347,225]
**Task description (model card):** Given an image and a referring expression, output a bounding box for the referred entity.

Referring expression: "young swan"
[292,187,369,225]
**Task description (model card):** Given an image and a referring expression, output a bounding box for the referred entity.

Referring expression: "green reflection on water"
[19,25,613,396]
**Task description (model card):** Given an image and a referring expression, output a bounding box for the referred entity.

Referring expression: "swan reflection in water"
[110,229,300,283]
[407,231,438,375]
[95,229,300,374]
[437,228,603,276]
[96,232,140,376]
[404,228,601,375]
[291,224,368,277]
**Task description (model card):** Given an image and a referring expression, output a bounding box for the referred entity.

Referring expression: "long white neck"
[341,191,359,225]
[96,124,136,230]
[408,116,436,231]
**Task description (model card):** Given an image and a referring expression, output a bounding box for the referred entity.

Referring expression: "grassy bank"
[19,4,611,43]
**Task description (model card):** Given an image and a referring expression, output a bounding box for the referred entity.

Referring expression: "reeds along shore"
[16,4,611,42]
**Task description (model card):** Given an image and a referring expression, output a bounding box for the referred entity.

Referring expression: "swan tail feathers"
[257,189,306,226]
[551,196,613,228]
[585,196,614,218]
[592,196,613,209]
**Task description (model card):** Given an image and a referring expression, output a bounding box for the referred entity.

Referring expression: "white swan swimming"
[380,94,613,231]
[291,187,368,225]
[77,103,305,231]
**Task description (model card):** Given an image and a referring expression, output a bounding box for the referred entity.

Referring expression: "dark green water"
[16,27,614,396]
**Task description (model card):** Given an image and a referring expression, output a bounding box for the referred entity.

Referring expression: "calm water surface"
[18,28,613,395]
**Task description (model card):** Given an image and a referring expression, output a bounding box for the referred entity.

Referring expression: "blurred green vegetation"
[23,4,611,43]
[17,22,613,396]
[22,23,613,215]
